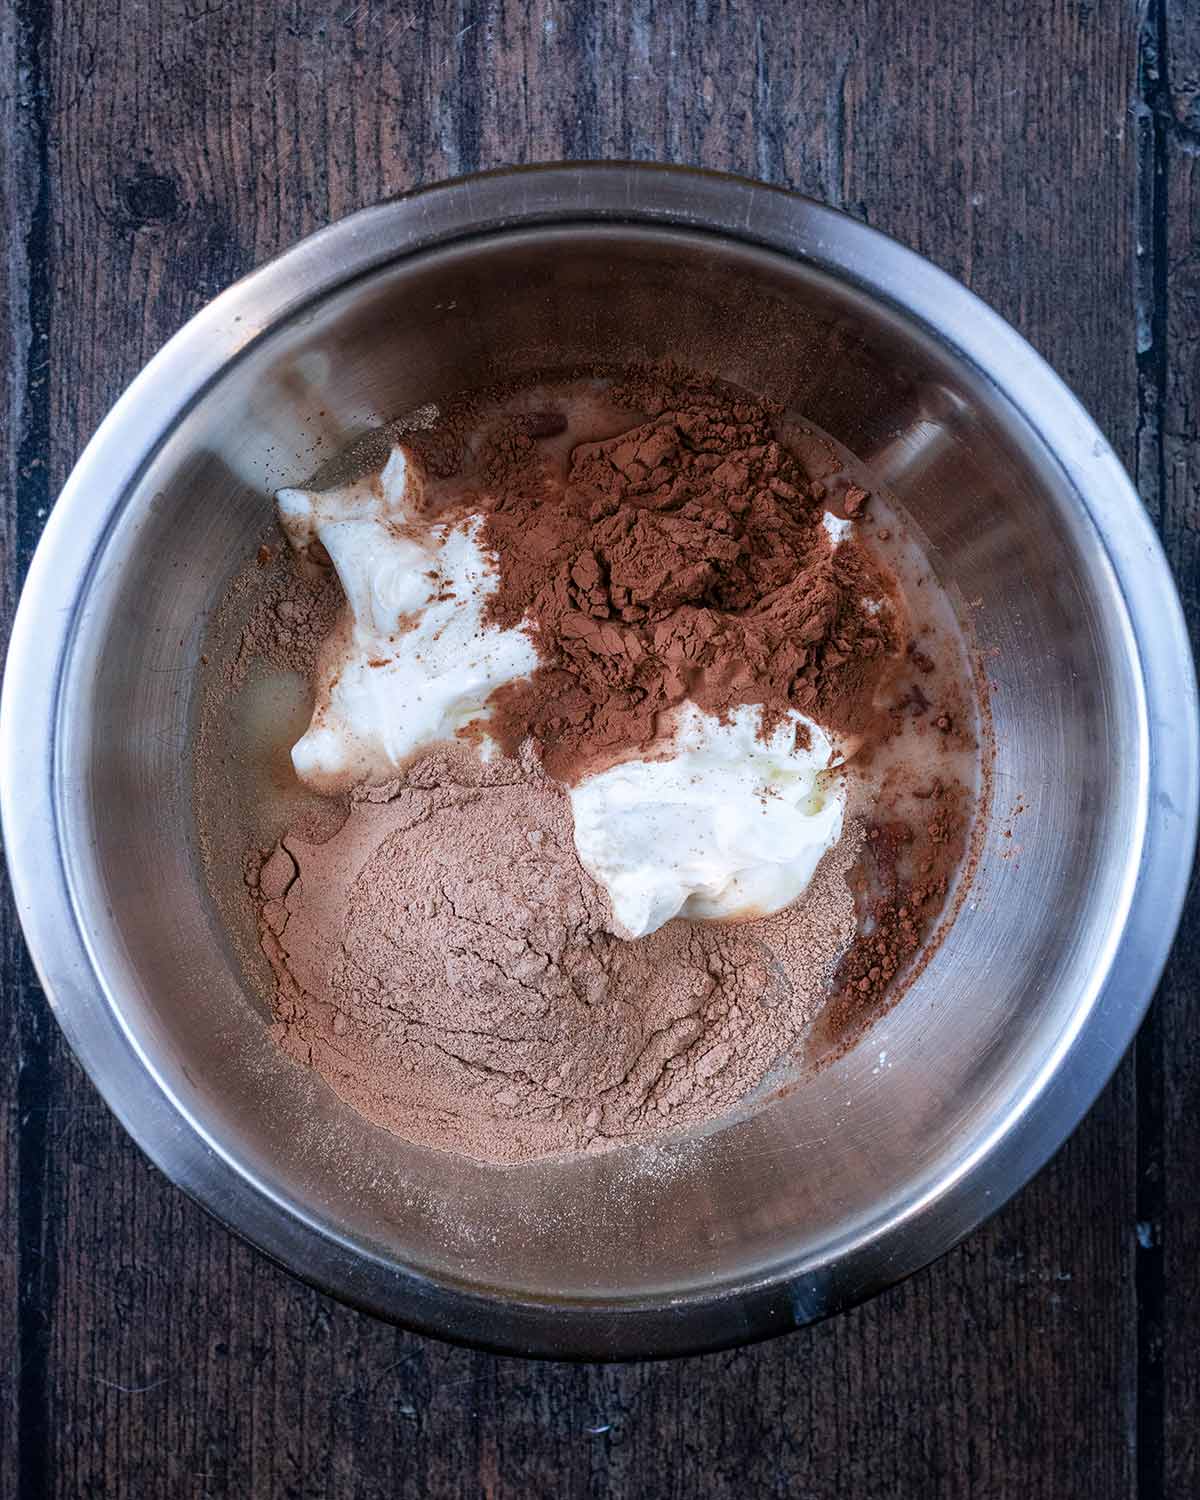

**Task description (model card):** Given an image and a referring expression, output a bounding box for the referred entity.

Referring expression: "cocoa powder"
[813,775,973,1054]
[471,378,902,781]
[231,552,343,690]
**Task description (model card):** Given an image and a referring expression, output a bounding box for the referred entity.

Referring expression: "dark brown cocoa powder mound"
[473,377,902,782]
[813,776,972,1053]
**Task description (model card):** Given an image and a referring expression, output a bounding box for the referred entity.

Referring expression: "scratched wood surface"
[2,1,1196,1496]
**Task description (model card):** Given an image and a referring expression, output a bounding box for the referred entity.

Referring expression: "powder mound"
[250,748,861,1165]
[232,553,344,689]
[476,385,902,781]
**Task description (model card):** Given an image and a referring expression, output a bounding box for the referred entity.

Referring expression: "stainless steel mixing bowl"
[3,165,1196,1359]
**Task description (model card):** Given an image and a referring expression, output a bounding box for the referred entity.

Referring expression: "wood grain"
[0,1,26,1492]
[3,2,53,1498]
[1154,5,1200,1496]
[1,0,1194,1495]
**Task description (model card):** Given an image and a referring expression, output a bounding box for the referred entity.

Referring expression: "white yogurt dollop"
[276,446,538,789]
[569,703,844,939]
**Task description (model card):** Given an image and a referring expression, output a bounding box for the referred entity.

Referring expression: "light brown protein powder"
[248,745,862,1165]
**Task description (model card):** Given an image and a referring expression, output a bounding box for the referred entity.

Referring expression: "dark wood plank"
[0,0,1182,1495]
[1156,6,1200,1495]
[0,0,23,1487]
[1166,0,1200,131]
[2,2,51,1497]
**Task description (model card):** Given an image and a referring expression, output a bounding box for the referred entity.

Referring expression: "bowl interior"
[54,225,1143,1309]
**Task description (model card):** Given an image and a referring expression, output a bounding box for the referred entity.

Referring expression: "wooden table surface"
[2,2,1198,1496]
